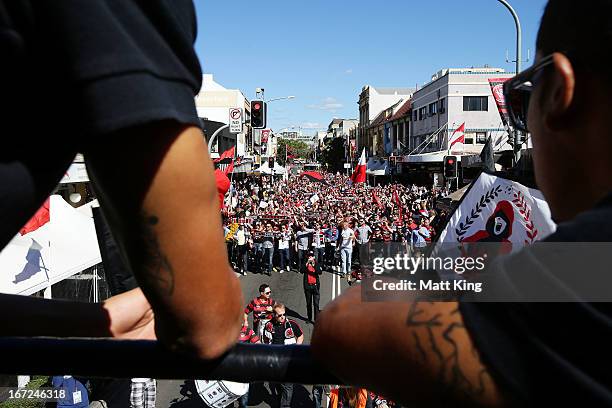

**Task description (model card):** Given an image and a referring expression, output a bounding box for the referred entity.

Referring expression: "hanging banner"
[488,77,511,128]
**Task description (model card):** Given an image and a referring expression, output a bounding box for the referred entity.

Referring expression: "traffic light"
[250,100,267,129]
[444,155,458,178]
[268,156,275,169]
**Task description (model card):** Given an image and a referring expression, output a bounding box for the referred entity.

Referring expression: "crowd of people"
[222,172,450,281]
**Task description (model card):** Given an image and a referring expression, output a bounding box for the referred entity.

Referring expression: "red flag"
[449,123,465,150]
[20,198,50,235]
[350,148,367,184]
[372,190,383,209]
[213,146,235,163]
[392,186,402,222]
[223,159,234,175]
[214,169,230,208]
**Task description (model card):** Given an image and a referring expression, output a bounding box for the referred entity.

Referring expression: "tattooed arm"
[85,121,243,359]
[311,286,505,407]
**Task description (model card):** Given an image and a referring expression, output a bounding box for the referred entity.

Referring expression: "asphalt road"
[156,267,350,408]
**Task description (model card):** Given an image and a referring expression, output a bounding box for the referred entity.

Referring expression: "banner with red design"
[436,172,556,249]
[488,78,511,128]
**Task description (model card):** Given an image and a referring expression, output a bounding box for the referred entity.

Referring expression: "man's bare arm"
[85,121,243,359]
[311,286,504,407]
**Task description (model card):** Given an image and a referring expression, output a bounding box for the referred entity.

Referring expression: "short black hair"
[259,284,269,293]
[537,0,612,68]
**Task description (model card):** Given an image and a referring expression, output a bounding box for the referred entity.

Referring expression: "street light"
[496,0,523,165]
[266,95,296,103]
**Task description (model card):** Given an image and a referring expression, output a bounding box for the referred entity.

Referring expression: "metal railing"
[408,123,448,156]
[0,338,340,384]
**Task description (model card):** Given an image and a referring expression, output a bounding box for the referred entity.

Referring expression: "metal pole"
[497,0,522,165]
[207,124,230,155]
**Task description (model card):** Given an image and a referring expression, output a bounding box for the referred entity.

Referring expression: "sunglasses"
[275,313,285,317]
[504,54,555,132]
[263,291,271,295]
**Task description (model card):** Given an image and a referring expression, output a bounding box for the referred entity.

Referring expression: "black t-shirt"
[0,0,201,249]
[460,193,612,406]
[271,319,303,345]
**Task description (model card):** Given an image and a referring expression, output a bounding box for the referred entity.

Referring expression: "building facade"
[408,67,514,157]
[195,74,251,158]
[358,86,413,156]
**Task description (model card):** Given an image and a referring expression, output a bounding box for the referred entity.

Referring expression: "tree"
[277,138,310,165]
[321,137,346,173]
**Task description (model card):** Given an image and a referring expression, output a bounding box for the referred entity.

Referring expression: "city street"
[155,268,349,408]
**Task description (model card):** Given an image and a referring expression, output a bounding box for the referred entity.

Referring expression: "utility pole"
[497,0,523,166]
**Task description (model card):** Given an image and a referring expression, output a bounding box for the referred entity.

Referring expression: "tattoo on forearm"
[139,213,175,296]
[406,302,490,402]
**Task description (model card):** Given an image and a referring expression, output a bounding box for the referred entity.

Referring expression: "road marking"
[331,269,336,301]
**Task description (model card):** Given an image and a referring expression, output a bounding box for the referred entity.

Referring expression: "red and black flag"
[300,171,327,184]
[213,146,235,163]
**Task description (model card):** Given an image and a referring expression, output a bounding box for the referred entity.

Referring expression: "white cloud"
[345,69,353,74]
[301,122,322,129]
[307,97,344,113]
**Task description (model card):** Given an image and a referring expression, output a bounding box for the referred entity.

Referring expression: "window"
[428,102,437,116]
[463,96,488,111]
[464,135,474,144]
[439,98,446,113]
[414,111,418,121]
[476,132,487,144]
[419,107,427,120]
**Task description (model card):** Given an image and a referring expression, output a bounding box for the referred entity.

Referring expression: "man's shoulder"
[544,198,612,242]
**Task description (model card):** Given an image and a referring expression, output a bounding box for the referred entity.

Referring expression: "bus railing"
[0,338,340,385]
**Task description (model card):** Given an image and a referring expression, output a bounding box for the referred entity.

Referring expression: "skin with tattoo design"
[311,286,503,407]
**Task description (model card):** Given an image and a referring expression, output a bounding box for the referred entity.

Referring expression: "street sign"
[343,163,351,169]
[229,108,242,134]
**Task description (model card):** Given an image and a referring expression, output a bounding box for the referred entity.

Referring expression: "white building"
[326,118,358,139]
[358,86,414,154]
[407,67,515,159]
[195,74,250,157]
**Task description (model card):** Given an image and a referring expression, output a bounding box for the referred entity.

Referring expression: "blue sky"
[194,0,548,133]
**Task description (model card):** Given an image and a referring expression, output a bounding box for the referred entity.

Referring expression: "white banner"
[437,173,557,250]
[0,195,101,296]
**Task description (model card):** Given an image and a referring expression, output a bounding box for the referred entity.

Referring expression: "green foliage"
[321,137,346,173]
[276,138,311,165]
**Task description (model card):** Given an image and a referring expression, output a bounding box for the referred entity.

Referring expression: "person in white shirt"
[278,224,292,273]
[337,222,355,277]
[234,224,248,275]
[312,223,326,269]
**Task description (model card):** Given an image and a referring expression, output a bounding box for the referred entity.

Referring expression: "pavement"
[156,265,350,408]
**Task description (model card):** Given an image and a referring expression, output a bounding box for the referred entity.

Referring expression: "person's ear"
[544,52,576,132]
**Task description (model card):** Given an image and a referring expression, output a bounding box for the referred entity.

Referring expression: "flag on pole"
[350,148,367,183]
[392,186,402,222]
[213,146,235,163]
[20,198,50,235]
[449,123,465,152]
[223,159,234,175]
[372,190,383,209]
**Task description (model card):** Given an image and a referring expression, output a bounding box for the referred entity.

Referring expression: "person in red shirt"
[303,251,321,323]
[243,284,275,339]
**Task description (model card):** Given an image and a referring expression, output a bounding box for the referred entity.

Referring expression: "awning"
[252,161,286,175]
[366,158,389,176]
[233,161,253,173]
[402,152,462,163]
